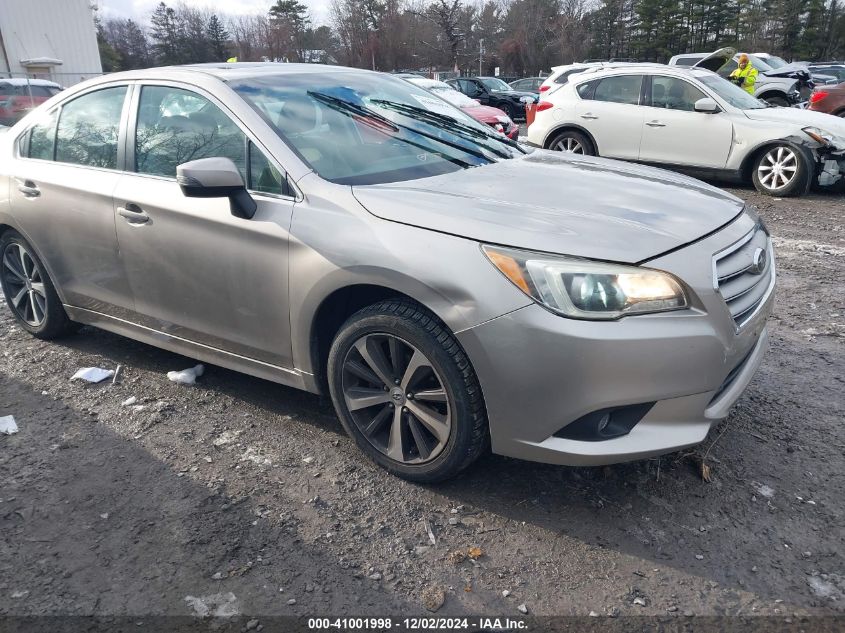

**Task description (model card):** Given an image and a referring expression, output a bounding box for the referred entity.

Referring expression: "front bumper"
[456,212,775,466]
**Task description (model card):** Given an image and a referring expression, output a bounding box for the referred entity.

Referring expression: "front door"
[639,75,734,168]
[112,84,296,368]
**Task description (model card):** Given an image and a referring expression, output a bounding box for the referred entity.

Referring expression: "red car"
[0,79,63,126]
[808,81,845,117]
[399,75,519,140]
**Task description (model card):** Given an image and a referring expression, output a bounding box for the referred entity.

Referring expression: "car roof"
[92,62,369,84]
[567,65,715,82]
[0,78,62,87]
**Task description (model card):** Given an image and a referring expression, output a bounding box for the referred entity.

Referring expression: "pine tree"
[149,2,181,65]
[206,14,231,61]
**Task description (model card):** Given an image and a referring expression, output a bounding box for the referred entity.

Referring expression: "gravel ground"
[1,186,843,625]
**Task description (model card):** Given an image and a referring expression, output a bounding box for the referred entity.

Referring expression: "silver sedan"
[0,63,774,481]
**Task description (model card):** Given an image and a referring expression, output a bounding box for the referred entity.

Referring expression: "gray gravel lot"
[0,187,843,623]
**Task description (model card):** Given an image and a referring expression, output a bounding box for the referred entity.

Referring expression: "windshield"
[231,72,523,186]
[762,55,788,69]
[698,74,767,109]
[428,85,478,108]
[480,78,512,92]
[746,55,774,72]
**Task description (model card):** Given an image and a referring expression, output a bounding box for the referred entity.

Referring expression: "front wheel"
[751,145,811,197]
[501,102,518,121]
[327,300,488,483]
[0,230,75,339]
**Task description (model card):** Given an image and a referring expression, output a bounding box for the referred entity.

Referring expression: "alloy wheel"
[1,242,47,327]
[553,137,584,154]
[757,146,798,191]
[341,333,452,465]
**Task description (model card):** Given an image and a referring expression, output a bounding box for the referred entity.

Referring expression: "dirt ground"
[1,185,843,627]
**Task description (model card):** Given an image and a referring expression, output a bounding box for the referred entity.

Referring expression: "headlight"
[803,126,834,146]
[483,245,689,320]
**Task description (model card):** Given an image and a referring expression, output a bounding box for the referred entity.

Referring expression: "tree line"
[96,0,845,78]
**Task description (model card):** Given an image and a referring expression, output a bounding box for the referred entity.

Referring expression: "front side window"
[650,76,706,111]
[249,142,290,196]
[27,110,58,160]
[55,86,127,169]
[135,85,246,179]
[698,74,766,109]
[231,71,523,186]
[593,75,643,105]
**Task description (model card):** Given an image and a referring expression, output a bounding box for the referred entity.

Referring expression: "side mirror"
[694,97,720,113]
[177,157,257,220]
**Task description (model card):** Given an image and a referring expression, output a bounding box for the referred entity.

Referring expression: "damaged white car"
[528,63,845,196]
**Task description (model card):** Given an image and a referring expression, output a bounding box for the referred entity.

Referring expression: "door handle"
[16,179,40,198]
[646,120,666,127]
[117,203,150,224]
[580,113,599,120]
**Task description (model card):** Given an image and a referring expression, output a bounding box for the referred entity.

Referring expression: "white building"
[0,0,102,87]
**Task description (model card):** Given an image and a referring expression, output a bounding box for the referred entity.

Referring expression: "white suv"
[526,64,845,196]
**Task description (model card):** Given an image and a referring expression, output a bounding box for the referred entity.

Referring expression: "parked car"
[446,76,536,120]
[509,76,544,93]
[397,74,518,139]
[539,62,665,95]
[668,49,814,105]
[527,63,845,196]
[809,81,845,117]
[809,63,845,83]
[0,78,63,126]
[1,63,774,482]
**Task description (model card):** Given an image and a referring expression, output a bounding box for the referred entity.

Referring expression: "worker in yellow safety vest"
[729,54,758,95]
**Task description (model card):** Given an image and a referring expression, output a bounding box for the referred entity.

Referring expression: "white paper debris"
[0,416,18,435]
[121,396,137,407]
[167,364,205,385]
[71,367,115,383]
[184,592,240,618]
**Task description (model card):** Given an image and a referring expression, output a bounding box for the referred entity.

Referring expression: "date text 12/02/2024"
[307,617,528,630]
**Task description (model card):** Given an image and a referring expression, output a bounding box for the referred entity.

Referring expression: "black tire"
[835,109,845,118]
[327,299,488,483]
[547,129,595,155]
[0,230,75,339]
[750,144,812,197]
[501,102,518,121]
[763,95,789,107]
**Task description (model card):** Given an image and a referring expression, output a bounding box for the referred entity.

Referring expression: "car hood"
[461,104,510,123]
[743,107,845,135]
[352,151,745,263]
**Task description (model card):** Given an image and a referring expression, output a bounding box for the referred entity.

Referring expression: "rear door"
[7,84,134,317]
[112,82,296,367]
[639,74,734,168]
[573,74,645,159]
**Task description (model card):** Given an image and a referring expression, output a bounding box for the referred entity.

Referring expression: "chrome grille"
[713,225,775,329]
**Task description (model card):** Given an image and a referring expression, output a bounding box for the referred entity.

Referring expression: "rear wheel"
[327,300,488,483]
[548,129,595,155]
[751,144,811,197]
[0,230,75,339]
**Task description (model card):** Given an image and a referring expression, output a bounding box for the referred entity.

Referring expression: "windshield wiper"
[371,99,524,157]
[308,91,491,168]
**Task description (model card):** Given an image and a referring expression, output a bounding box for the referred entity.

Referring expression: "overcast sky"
[97,0,331,26]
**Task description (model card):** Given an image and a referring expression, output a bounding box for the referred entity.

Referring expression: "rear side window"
[673,57,698,67]
[135,85,246,179]
[55,86,127,169]
[27,110,58,160]
[593,75,643,105]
